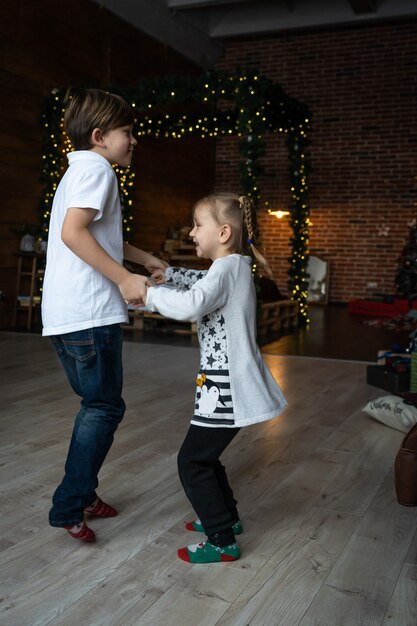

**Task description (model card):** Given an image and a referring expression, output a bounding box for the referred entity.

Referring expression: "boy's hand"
[123,244,168,274]
[119,273,150,305]
[151,268,166,285]
[144,254,168,274]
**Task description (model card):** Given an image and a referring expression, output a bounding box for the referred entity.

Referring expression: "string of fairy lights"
[39,68,311,323]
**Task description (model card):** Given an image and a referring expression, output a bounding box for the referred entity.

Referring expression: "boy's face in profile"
[96,125,137,167]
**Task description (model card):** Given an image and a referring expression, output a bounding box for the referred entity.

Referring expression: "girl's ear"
[219,224,232,244]
[91,127,105,147]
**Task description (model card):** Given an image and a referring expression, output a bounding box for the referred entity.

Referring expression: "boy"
[42,88,166,542]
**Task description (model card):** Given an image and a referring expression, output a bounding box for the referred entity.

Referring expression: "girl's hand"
[151,268,166,285]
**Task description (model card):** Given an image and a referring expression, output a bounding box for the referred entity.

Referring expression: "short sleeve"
[66,165,115,221]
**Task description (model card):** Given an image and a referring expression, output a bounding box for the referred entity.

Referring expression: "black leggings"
[177,424,240,547]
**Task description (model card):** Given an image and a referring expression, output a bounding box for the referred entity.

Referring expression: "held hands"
[119,272,151,306]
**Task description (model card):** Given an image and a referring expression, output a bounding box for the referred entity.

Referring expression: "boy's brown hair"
[64,87,134,150]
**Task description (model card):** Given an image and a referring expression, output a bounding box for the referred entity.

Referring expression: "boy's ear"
[219,224,232,244]
[91,127,105,147]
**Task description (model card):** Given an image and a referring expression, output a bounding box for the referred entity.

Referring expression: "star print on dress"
[198,309,228,370]
[166,267,208,291]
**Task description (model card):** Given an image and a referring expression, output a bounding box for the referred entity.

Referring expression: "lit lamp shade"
[269,210,290,219]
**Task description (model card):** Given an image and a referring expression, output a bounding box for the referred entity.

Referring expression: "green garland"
[39,68,311,322]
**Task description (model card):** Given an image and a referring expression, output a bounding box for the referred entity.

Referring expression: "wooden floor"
[0,331,416,626]
[262,305,412,362]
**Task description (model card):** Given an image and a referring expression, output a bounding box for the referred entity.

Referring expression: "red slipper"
[84,497,117,518]
[64,522,96,543]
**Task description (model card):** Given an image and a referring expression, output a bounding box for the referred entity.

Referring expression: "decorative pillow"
[363,395,417,432]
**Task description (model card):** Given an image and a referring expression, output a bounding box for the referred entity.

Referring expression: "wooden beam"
[89,0,223,68]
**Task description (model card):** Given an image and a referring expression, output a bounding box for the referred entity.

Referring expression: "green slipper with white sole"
[178,540,241,563]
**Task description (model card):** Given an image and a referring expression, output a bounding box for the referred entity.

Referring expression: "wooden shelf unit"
[163,237,209,270]
[13,253,44,330]
[257,300,299,335]
[125,309,197,334]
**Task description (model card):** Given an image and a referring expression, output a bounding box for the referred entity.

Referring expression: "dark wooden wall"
[0,0,214,328]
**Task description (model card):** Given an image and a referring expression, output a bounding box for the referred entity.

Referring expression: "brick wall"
[216,19,417,302]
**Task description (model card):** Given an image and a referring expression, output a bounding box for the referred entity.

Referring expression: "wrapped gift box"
[367,365,410,393]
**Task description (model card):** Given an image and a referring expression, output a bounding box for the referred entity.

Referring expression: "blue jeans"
[49,324,125,527]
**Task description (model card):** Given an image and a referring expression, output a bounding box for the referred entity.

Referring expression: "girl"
[146,193,287,563]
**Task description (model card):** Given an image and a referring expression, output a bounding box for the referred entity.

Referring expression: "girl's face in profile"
[189,204,225,261]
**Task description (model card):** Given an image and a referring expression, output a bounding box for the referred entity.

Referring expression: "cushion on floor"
[363,395,417,432]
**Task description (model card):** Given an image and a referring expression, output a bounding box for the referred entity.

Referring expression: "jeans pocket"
[61,330,96,362]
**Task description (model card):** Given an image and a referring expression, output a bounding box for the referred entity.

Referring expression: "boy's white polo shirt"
[41,151,128,336]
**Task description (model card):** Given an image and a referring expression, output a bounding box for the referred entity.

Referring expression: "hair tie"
[248,238,253,245]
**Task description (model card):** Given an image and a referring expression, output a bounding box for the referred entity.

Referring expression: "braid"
[239,196,255,243]
[239,195,274,279]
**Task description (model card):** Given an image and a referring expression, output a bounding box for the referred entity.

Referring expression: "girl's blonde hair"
[194,192,273,277]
